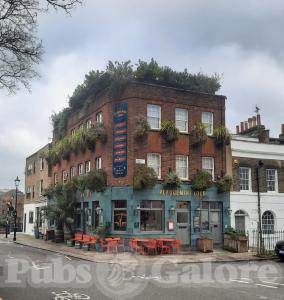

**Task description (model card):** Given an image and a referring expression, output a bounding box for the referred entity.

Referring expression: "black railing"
[251,230,284,255]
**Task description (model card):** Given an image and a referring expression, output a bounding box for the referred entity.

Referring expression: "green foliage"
[163,172,182,188]
[216,175,233,193]
[190,122,208,145]
[199,232,213,240]
[225,227,247,240]
[191,170,213,191]
[213,127,231,145]
[93,224,110,240]
[84,170,107,192]
[45,125,107,166]
[133,165,158,190]
[134,115,150,141]
[52,59,221,139]
[161,120,180,143]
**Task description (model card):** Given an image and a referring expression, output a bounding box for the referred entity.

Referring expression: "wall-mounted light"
[134,204,141,215]
[168,205,176,214]
[195,207,201,213]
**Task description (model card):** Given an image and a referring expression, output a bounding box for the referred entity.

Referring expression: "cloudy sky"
[1,0,284,190]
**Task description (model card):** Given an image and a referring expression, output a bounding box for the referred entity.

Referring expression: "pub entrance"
[176,201,191,246]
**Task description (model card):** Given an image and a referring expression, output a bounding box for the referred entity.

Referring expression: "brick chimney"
[248,118,252,129]
[236,125,240,134]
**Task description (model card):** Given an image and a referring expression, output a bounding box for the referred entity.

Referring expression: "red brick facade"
[52,82,227,185]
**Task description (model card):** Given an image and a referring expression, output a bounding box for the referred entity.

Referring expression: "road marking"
[255,284,278,289]
[231,280,249,284]
[261,281,278,285]
[7,252,14,259]
[64,256,72,261]
[240,278,250,280]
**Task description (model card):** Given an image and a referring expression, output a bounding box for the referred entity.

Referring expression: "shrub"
[134,115,150,141]
[216,175,233,193]
[85,170,107,192]
[93,224,110,240]
[213,127,231,145]
[133,165,158,190]
[161,120,179,143]
[190,122,208,145]
[163,172,182,188]
[191,170,213,191]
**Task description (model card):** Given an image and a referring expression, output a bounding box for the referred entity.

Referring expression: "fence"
[250,230,284,255]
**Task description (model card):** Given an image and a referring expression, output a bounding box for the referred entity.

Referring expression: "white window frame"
[70,166,75,178]
[202,112,213,135]
[54,173,58,185]
[147,104,161,130]
[147,153,161,179]
[62,170,68,183]
[85,161,91,173]
[239,167,251,192]
[202,157,214,180]
[86,119,92,129]
[96,112,103,123]
[176,155,188,180]
[266,169,278,193]
[40,158,44,171]
[175,108,188,133]
[95,157,102,170]
[78,164,84,176]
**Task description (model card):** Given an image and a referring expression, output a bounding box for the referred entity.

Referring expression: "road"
[0,240,284,300]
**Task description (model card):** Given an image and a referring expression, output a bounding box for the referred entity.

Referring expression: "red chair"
[83,237,97,250]
[144,239,158,255]
[157,240,171,254]
[172,239,181,253]
[129,240,144,255]
[71,233,83,242]
[100,240,108,252]
[117,238,125,252]
[107,240,118,254]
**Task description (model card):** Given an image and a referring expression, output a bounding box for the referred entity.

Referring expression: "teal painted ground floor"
[74,184,231,248]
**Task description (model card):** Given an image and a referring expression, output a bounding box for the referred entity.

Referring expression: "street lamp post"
[13,176,20,242]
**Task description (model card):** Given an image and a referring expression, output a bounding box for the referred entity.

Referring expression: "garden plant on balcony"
[160,120,180,143]
[190,122,208,146]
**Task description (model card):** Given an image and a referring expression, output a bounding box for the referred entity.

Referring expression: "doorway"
[176,202,191,246]
[235,210,247,232]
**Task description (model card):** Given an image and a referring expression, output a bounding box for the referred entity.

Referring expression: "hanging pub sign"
[113,102,128,177]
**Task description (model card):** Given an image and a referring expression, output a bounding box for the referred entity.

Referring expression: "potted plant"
[93,224,110,252]
[133,165,158,190]
[190,122,208,146]
[224,228,248,253]
[163,171,181,188]
[134,115,150,141]
[216,175,233,193]
[160,120,179,143]
[197,232,214,252]
[213,127,231,145]
[191,170,213,191]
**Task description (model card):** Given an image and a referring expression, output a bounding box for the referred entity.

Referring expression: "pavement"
[0,233,270,265]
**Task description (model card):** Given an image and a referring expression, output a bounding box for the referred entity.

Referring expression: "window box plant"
[163,171,181,188]
[213,127,231,146]
[160,120,179,143]
[134,115,150,141]
[133,165,158,190]
[197,233,213,252]
[216,175,233,193]
[190,122,208,146]
[191,170,213,191]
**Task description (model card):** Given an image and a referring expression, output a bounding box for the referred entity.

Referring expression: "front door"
[210,210,222,244]
[235,216,245,232]
[176,202,191,246]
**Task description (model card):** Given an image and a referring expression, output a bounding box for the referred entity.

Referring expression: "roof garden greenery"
[51,59,221,139]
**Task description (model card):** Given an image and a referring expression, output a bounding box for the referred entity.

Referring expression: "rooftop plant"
[133,165,158,190]
[190,122,208,146]
[191,170,213,191]
[52,59,221,140]
[161,120,180,143]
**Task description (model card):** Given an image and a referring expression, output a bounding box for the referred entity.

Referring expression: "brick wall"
[51,82,227,186]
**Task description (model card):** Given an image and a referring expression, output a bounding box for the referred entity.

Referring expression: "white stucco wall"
[23,202,47,235]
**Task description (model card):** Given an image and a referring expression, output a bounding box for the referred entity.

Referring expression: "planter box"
[224,235,248,253]
[197,238,213,253]
[74,241,81,249]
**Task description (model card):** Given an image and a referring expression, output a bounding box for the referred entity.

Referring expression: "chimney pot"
[240,122,244,132]
[252,116,256,127]
[257,114,261,125]
[248,118,253,129]
[244,121,248,131]
[236,125,240,134]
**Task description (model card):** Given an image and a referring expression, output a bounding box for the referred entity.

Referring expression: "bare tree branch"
[0,0,84,93]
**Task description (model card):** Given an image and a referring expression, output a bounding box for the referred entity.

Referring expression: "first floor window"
[54,173,58,185]
[202,112,213,135]
[112,200,127,231]
[78,163,84,176]
[176,155,188,180]
[266,169,277,192]
[85,161,91,173]
[239,167,250,191]
[70,166,75,178]
[29,211,34,224]
[262,211,274,234]
[147,104,161,129]
[202,157,214,180]
[175,108,188,132]
[140,200,164,231]
[147,153,161,179]
[62,170,68,183]
[26,186,31,198]
[96,157,102,170]
[40,157,44,171]
[96,112,103,123]
[39,180,43,195]
[86,119,92,129]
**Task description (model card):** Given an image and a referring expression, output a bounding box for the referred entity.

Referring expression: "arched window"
[262,211,274,234]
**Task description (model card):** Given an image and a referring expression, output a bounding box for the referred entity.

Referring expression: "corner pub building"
[51,82,231,248]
